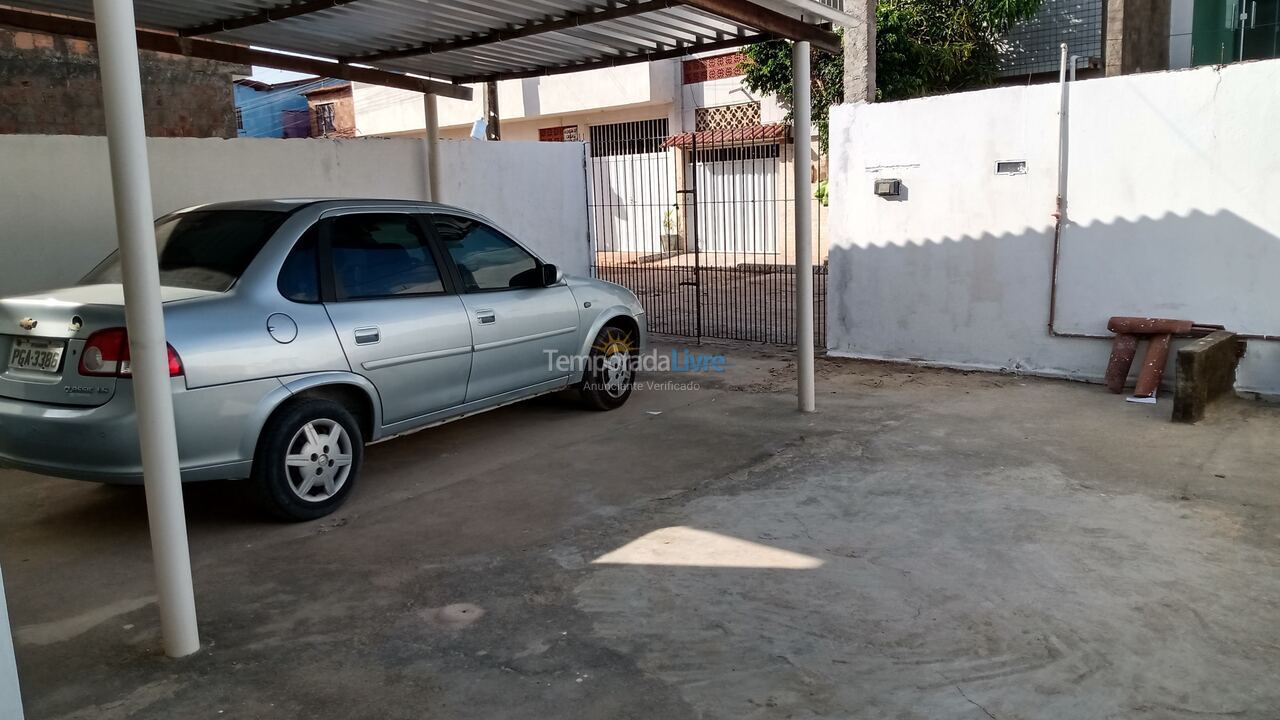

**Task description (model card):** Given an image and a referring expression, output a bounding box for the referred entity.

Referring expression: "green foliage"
[876,0,1044,100]
[741,38,842,153]
[740,0,1044,150]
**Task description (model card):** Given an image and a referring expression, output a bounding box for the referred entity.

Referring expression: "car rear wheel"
[580,324,637,411]
[251,398,363,521]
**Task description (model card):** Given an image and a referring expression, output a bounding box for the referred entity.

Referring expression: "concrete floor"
[2,340,1279,719]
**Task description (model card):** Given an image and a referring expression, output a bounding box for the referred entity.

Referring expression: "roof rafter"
[679,0,838,53]
[454,32,765,84]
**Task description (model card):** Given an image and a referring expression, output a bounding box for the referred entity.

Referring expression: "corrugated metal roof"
[2,0,844,88]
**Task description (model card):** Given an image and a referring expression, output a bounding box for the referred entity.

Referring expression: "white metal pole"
[423,93,441,202]
[93,0,200,658]
[792,40,816,413]
[0,566,23,720]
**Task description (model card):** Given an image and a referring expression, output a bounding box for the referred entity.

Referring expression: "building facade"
[350,50,826,267]
[234,77,345,139]
[305,83,355,139]
[0,28,244,137]
[999,0,1280,78]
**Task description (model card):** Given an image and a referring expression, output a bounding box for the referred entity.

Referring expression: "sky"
[250,67,316,83]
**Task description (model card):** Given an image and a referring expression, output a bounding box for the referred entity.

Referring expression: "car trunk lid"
[0,284,212,407]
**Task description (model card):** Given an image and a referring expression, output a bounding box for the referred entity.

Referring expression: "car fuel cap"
[267,313,298,344]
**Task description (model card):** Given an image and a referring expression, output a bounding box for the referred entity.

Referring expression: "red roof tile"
[663,123,789,148]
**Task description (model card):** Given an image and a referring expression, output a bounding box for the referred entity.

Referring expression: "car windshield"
[80,209,287,292]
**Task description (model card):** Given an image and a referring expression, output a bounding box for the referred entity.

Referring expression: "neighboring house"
[1185,0,1280,66]
[354,50,784,143]
[233,77,344,138]
[0,28,245,137]
[305,83,355,139]
[999,0,1280,79]
[351,50,823,266]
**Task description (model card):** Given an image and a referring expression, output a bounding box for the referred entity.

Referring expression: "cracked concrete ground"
[2,340,1278,719]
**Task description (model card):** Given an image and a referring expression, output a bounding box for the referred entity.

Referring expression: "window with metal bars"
[588,118,669,157]
[998,0,1104,76]
[314,102,336,135]
[539,125,579,142]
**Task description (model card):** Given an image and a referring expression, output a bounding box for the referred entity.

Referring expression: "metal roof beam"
[349,0,680,63]
[679,0,838,52]
[454,32,764,83]
[0,8,472,100]
[178,0,360,38]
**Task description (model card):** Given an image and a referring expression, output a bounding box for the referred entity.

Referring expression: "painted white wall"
[828,58,1280,398]
[433,139,591,275]
[0,135,590,295]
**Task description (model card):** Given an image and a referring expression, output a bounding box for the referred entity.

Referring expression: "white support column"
[0,566,23,720]
[423,93,441,203]
[93,0,200,658]
[792,40,816,413]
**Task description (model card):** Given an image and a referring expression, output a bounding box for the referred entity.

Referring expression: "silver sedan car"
[0,199,644,520]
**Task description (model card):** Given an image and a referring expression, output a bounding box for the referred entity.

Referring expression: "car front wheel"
[580,324,637,411]
[251,398,363,521]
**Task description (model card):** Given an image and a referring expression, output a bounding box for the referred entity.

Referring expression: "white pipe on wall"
[92,0,200,658]
[793,40,816,413]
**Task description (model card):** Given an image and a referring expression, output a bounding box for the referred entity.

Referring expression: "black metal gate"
[586,117,826,347]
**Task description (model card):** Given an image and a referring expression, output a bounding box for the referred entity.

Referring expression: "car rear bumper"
[0,377,283,484]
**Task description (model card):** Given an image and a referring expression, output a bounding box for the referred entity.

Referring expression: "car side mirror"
[540,263,561,287]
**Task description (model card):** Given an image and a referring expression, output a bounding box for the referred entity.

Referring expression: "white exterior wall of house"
[354,61,678,140]
[351,50,790,142]
[826,58,1280,399]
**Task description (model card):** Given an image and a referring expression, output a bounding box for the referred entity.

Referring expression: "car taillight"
[79,328,183,378]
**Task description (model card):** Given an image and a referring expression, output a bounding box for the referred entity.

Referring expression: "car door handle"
[475,309,496,325]
[354,326,380,345]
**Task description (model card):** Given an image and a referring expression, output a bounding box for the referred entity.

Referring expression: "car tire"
[251,397,364,522]
[580,324,637,411]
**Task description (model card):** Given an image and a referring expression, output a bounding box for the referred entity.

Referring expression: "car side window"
[329,213,444,300]
[277,226,320,302]
[430,215,540,292]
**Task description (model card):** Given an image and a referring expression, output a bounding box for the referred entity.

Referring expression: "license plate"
[8,337,65,374]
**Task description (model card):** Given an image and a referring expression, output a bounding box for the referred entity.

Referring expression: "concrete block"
[1173,331,1244,423]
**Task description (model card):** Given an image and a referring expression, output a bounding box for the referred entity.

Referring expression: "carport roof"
[0,0,845,101]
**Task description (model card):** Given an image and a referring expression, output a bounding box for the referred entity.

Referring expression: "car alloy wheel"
[581,325,636,411]
[601,351,632,399]
[284,418,354,502]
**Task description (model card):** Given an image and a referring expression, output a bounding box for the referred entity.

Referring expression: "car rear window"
[81,210,287,292]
